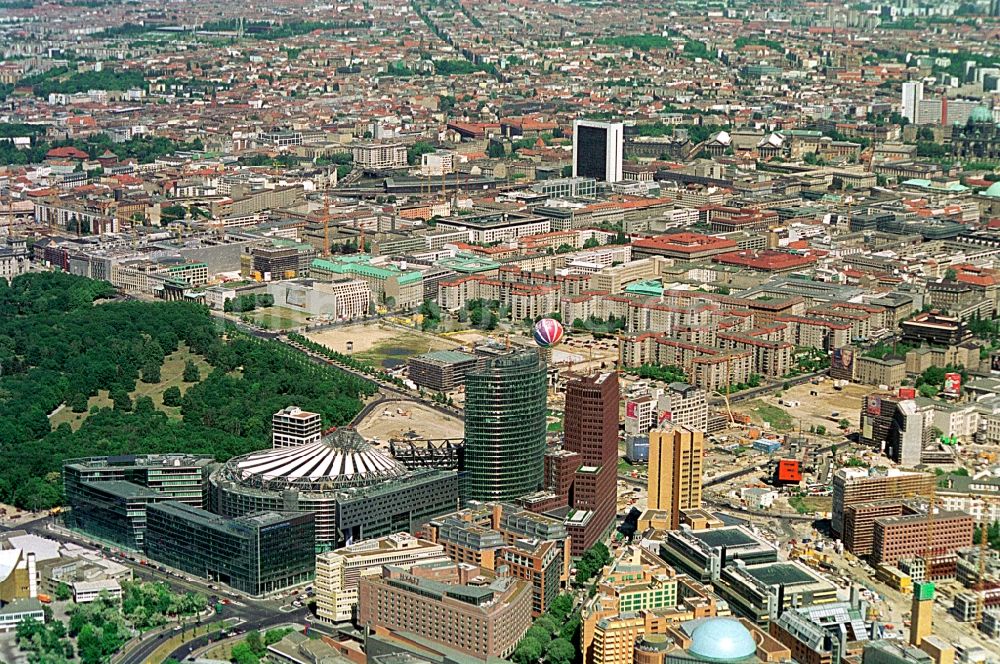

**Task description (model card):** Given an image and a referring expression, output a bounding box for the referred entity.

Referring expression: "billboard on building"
[863,418,873,440]
[832,347,855,376]
[867,395,882,416]
[658,411,672,423]
[626,401,637,419]
[944,372,962,396]
[991,352,1000,374]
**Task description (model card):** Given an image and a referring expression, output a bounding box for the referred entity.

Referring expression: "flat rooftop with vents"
[660,525,777,582]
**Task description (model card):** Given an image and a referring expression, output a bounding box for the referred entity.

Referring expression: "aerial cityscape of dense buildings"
[3,0,1000,661]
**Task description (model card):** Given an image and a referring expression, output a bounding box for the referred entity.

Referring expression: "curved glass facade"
[462,350,547,502]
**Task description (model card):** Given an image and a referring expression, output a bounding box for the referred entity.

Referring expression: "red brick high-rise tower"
[562,372,619,554]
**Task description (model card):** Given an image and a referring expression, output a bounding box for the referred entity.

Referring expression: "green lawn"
[49,345,211,430]
[789,495,832,515]
[245,306,312,330]
[618,458,644,474]
[747,400,794,431]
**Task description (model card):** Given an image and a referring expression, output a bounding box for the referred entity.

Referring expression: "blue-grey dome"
[688,618,757,661]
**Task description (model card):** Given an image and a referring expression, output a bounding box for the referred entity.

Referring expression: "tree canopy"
[0,272,373,510]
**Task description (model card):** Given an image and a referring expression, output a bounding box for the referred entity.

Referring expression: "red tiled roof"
[632,232,736,255]
[45,146,89,160]
[713,250,817,271]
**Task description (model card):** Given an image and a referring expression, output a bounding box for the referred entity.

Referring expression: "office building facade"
[462,350,548,502]
[573,120,624,182]
[66,480,167,550]
[272,406,322,448]
[658,382,709,432]
[315,533,448,623]
[901,81,923,124]
[64,454,214,509]
[498,538,563,617]
[648,426,704,529]
[831,468,936,537]
[563,372,619,552]
[859,393,925,466]
[660,525,778,582]
[406,350,484,391]
[768,600,870,664]
[715,560,838,625]
[871,511,974,566]
[144,502,315,596]
[842,500,910,558]
[358,565,532,660]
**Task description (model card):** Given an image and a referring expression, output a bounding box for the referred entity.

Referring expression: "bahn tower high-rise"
[462,350,548,502]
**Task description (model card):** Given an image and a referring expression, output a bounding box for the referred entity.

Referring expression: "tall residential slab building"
[573,119,624,182]
[563,372,620,551]
[462,350,547,502]
[901,81,924,124]
[648,426,703,530]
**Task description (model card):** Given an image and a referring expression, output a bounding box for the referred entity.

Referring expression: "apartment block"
[352,143,408,170]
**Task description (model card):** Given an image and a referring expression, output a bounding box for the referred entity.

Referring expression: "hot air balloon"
[533,318,564,348]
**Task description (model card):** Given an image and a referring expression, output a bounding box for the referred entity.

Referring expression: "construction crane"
[615,331,624,373]
[322,192,331,257]
[924,483,937,583]
[712,355,736,425]
[976,521,988,623]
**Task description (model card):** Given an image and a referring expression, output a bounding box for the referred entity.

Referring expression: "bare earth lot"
[305,322,456,367]
[356,400,464,444]
[752,380,868,434]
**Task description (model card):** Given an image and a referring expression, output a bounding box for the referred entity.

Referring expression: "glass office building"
[462,350,548,502]
[64,454,215,509]
[66,480,166,550]
[145,502,315,596]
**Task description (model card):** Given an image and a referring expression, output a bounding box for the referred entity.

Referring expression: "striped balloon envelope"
[533,318,564,348]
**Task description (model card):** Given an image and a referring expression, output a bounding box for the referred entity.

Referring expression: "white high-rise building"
[901,81,923,124]
[272,406,322,448]
[573,119,623,182]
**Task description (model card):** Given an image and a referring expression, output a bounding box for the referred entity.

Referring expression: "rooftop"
[692,527,759,550]
[743,562,818,587]
[713,250,817,271]
[220,428,410,491]
[312,256,422,285]
[411,350,480,365]
[633,232,737,255]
